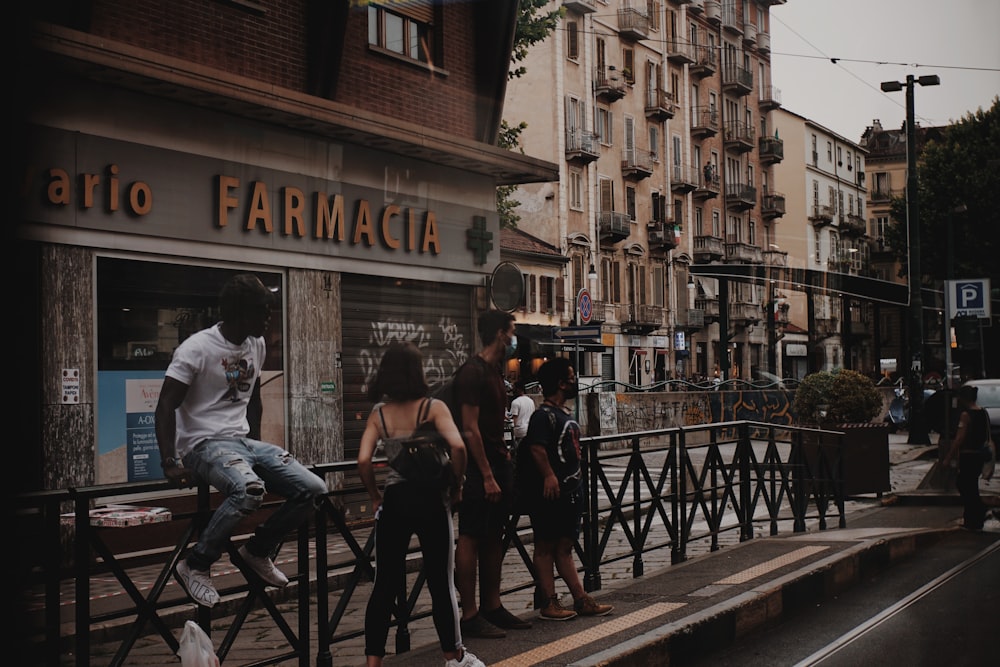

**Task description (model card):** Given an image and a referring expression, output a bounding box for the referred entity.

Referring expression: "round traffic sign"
[577,288,593,324]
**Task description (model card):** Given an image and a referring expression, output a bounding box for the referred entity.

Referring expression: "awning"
[516,324,558,342]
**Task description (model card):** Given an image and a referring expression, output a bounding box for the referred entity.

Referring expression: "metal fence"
[17,420,846,666]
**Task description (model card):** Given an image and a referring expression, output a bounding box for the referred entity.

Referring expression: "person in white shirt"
[155,273,328,608]
[510,380,536,446]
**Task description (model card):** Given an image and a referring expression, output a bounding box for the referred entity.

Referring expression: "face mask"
[505,334,518,359]
[563,381,579,400]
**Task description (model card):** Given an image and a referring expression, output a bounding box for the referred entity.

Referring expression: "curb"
[570,528,952,667]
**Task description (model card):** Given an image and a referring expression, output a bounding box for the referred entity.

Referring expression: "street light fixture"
[880,73,939,445]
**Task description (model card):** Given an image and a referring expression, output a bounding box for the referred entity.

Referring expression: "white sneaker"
[237,545,289,587]
[445,648,486,667]
[176,560,219,608]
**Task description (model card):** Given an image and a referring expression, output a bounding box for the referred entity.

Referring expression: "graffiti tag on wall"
[357,315,470,395]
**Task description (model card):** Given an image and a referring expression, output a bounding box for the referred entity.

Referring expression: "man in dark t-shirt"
[453,310,532,638]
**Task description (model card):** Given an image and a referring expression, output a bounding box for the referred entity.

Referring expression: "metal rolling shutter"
[341,275,474,462]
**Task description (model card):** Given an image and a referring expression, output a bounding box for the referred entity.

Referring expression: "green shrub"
[793,369,882,425]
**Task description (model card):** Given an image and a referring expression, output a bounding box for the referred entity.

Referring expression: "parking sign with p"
[947,279,991,319]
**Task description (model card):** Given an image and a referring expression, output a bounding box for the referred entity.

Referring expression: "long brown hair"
[367,342,429,402]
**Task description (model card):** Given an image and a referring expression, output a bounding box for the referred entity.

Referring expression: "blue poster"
[97,371,165,483]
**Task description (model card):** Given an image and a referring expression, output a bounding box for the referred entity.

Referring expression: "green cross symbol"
[466,215,493,266]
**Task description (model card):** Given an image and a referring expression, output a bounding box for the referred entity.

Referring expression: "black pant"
[957,450,986,529]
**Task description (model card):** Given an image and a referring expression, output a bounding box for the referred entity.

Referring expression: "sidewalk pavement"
[66,434,1000,666]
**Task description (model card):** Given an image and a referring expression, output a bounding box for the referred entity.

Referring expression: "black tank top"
[963,409,989,451]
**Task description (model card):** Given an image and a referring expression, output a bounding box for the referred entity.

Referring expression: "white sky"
[769,0,1000,141]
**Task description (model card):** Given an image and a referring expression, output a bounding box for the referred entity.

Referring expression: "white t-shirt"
[510,394,536,440]
[165,324,266,457]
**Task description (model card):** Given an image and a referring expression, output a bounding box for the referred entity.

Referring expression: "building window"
[569,169,584,210]
[874,172,890,197]
[368,3,436,65]
[567,20,579,60]
[653,264,664,307]
[597,107,613,145]
[873,215,890,241]
[623,47,635,84]
[712,209,721,237]
[649,125,659,162]
[626,185,637,221]
[695,206,704,235]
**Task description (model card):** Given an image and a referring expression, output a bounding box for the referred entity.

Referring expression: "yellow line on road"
[491,602,686,667]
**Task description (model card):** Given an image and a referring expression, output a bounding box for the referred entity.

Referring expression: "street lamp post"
[880,74,939,445]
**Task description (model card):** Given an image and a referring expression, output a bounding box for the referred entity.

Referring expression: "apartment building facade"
[504,0,787,386]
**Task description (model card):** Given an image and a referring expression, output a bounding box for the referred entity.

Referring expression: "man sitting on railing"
[155,273,328,608]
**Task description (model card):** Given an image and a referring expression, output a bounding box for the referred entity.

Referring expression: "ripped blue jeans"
[182,438,328,569]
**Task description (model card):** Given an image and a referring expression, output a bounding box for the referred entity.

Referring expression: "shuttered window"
[368,1,437,65]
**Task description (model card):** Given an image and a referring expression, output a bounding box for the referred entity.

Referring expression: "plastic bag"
[177,620,220,667]
[983,442,996,481]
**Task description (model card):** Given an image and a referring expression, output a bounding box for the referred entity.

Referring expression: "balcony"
[617,5,650,41]
[622,303,663,334]
[827,258,854,274]
[562,0,597,13]
[565,129,599,163]
[742,22,757,47]
[761,191,786,220]
[725,182,757,211]
[648,222,678,252]
[809,204,835,226]
[693,235,725,262]
[671,162,698,193]
[679,307,705,329]
[814,317,839,340]
[594,67,627,102]
[705,1,722,24]
[839,213,867,236]
[729,301,762,325]
[695,296,720,322]
[645,87,677,121]
[724,120,755,153]
[622,147,655,180]
[589,300,617,324]
[694,165,720,200]
[756,31,771,54]
[667,39,695,65]
[722,64,753,96]
[691,106,720,138]
[687,0,704,14]
[690,45,718,78]
[759,86,782,111]
[725,241,763,264]
[758,135,784,164]
[598,210,631,243]
[762,249,788,267]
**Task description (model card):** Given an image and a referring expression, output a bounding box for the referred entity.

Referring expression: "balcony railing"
[724,120,755,152]
[705,1,722,24]
[756,31,771,54]
[761,191,786,219]
[589,300,617,324]
[594,67,627,102]
[725,182,757,210]
[690,45,718,78]
[722,64,753,96]
[814,317,839,339]
[617,5,650,41]
[839,213,867,236]
[671,162,698,193]
[691,106,720,137]
[667,39,695,64]
[695,296,720,320]
[721,4,741,34]
[762,249,788,267]
[680,307,705,329]
[759,84,781,110]
[562,0,597,13]
[759,135,784,163]
[729,301,762,325]
[693,235,725,262]
[645,87,678,121]
[647,222,678,251]
[742,22,757,46]
[809,204,835,225]
[622,303,663,333]
[725,241,763,264]
[694,165,720,199]
[622,147,654,180]
[565,129,600,163]
[599,211,631,242]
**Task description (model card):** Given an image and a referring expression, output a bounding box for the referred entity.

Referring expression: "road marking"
[715,545,829,584]
[491,602,685,667]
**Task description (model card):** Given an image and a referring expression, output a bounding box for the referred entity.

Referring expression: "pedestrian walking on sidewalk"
[155,273,328,608]
[357,342,484,667]
[517,358,613,622]
[454,310,533,638]
[943,384,991,530]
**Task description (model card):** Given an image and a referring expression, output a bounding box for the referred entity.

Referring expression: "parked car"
[963,379,1000,442]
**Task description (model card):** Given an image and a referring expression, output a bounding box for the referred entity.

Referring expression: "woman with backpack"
[357,342,483,667]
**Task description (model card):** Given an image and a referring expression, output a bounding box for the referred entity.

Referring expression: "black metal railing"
[19,420,845,666]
